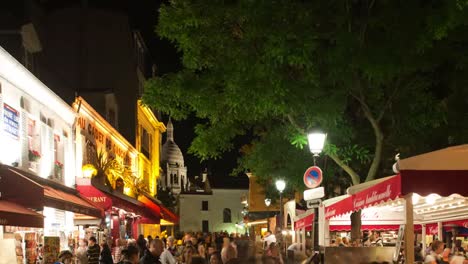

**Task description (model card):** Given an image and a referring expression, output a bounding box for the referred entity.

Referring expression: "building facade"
[179,189,248,234]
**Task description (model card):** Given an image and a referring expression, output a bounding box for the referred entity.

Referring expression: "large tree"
[145,0,468,240]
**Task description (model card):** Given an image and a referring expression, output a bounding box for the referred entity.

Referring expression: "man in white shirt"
[262,231,277,249]
[160,236,177,264]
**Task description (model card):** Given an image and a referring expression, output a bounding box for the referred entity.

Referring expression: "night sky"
[37,0,244,182]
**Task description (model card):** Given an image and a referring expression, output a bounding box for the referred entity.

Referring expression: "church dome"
[161,119,185,166]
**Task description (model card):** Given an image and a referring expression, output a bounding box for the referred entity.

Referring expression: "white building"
[0,46,75,186]
[160,118,188,195]
[179,188,248,234]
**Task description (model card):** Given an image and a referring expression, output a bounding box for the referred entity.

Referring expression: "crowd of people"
[54,231,259,264]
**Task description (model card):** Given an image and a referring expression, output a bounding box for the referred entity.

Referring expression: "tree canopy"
[145,0,468,197]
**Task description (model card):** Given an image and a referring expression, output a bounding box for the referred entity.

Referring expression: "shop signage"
[76,185,113,210]
[353,176,401,211]
[325,196,353,219]
[295,213,314,230]
[77,116,132,164]
[304,187,325,201]
[303,166,323,189]
[3,104,19,139]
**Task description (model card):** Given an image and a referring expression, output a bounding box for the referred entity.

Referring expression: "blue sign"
[303,166,323,189]
[3,104,19,140]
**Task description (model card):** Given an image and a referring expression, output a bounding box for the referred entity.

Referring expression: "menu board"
[43,236,60,264]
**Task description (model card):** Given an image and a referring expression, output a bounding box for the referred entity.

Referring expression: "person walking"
[100,241,114,264]
[118,245,140,264]
[160,236,177,264]
[88,237,101,264]
[139,238,164,264]
[76,240,89,264]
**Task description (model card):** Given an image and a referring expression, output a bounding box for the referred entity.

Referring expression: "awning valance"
[0,201,44,228]
[295,212,314,230]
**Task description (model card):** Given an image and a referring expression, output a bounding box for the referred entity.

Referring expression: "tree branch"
[328,152,361,185]
[350,91,384,182]
[286,114,306,134]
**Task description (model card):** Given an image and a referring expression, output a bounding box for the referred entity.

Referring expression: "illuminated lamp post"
[275,180,286,231]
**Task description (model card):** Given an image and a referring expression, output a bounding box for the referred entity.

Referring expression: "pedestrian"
[88,237,101,264]
[55,250,73,264]
[160,236,177,264]
[262,231,276,250]
[137,235,148,258]
[119,245,140,264]
[139,238,164,264]
[100,241,114,264]
[424,240,445,264]
[76,239,88,264]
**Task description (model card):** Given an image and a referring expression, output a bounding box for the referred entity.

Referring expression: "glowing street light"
[276,180,286,232]
[265,198,271,230]
[307,132,327,156]
[275,180,286,193]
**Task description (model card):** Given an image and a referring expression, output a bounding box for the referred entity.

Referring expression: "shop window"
[202,220,209,233]
[141,127,151,159]
[20,96,31,113]
[202,201,208,211]
[52,134,64,183]
[223,208,232,223]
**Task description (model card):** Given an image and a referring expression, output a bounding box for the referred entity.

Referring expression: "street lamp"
[275,180,286,231]
[265,198,271,230]
[307,132,327,156]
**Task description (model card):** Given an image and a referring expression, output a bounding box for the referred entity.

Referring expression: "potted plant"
[28,150,41,161]
[54,161,63,180]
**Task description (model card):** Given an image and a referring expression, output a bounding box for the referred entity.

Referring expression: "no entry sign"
[304,166,323,189]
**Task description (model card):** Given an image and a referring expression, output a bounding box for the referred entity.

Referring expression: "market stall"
[319,145,468,263]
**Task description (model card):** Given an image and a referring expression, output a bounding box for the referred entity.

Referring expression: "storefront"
[294,211,315,254]
[0,46,102,263]
[317,145,468,263]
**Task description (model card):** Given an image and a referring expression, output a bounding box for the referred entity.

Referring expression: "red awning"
[0,201,44,228]
[325,196,353,220]
[353,175,401,211]
[77,184,160,224]
[295,213,314,230]
[330,224,400,232]
[44,186,103,218]
[140,192,178,224]
[0,165,43,209]
[400,170,468,197]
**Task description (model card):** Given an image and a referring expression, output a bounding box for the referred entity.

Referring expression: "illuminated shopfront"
[0,47,103,262]
[74,97,167,240]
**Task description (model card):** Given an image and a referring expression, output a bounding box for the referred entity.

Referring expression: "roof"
[399,144,468,170]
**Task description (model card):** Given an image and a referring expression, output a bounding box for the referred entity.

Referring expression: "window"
[202,220,209,233]
[140,127,151,159]
[202,201,208,211]
[223,208,232,223]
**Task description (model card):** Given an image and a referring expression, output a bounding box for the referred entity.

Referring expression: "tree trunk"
[350,210,362,242]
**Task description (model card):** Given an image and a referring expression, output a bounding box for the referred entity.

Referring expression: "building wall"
[179,189,248,234]
[136,100,166,196]
[0,46,75,187]
[247,175,280,212]
[74,97,139,197]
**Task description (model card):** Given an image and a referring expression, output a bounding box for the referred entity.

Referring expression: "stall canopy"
[295,211,315,231]
[324,145,468,224]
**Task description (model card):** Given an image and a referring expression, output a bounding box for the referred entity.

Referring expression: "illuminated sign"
[77,116,132,164]
[3,104,19,139]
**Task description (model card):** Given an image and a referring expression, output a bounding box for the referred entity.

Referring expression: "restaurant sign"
[353,175,401,211]
[77,116,132,164]
[76,185,112,210]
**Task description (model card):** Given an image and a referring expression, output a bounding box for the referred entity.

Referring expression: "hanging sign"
[303,166,323,189]
[3,103,19,139]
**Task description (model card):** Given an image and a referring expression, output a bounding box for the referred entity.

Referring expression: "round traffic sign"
[303,166,323,189]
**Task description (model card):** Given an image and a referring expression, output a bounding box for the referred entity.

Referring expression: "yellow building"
[135,100,166,196]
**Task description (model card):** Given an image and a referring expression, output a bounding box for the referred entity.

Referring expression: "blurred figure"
[76,240,88,264]
[209,252,221,264]
[140,238,164,264]
[88,237,101,264]
[137,235,148,258]
[119,245,140,264]
[160,236,177,264]
[425,240,445,264]
[100,241,114,264]
[56,250,73,264]
[262,231,276,250]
